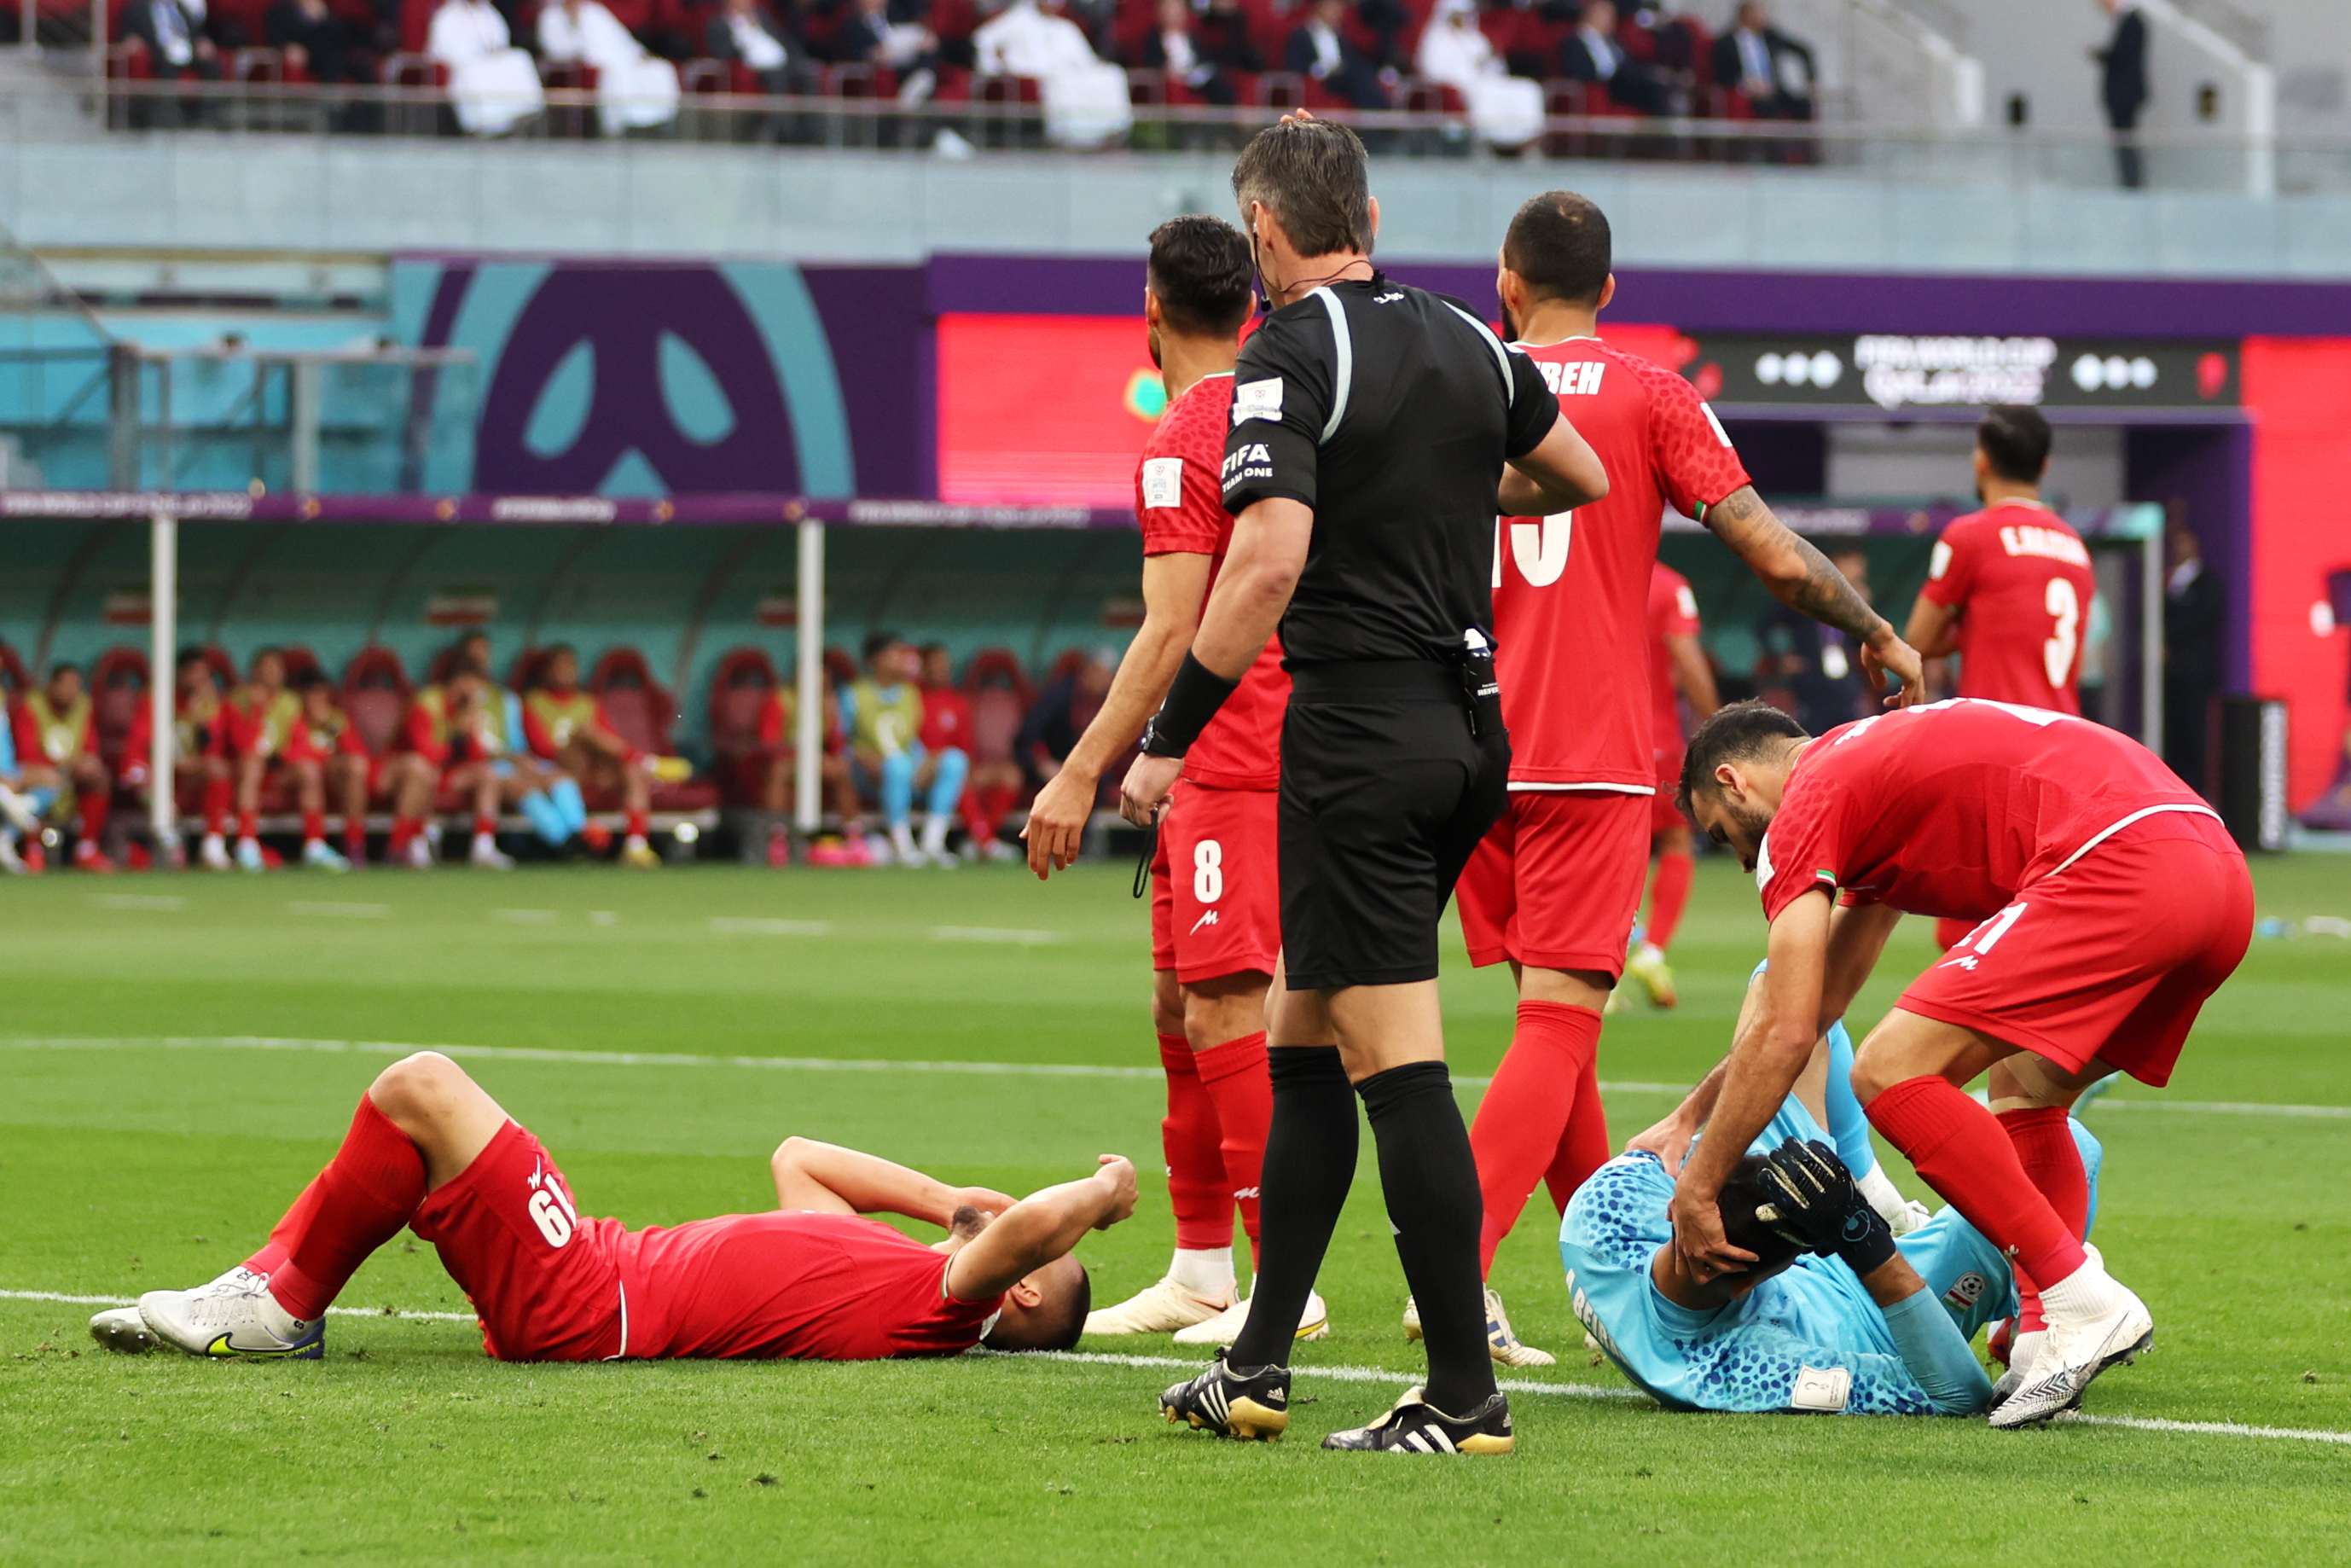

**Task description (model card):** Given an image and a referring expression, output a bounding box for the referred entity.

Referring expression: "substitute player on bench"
[1026,215,1315,1349]
[92,1051,1126,1364]
[1901,405,2097,951]
[1127,119,1607,1454]
[1665,697,2251,1427]
[1454,191,1924,1360]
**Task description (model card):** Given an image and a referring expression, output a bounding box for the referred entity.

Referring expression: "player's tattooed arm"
[1704,486,1927,706]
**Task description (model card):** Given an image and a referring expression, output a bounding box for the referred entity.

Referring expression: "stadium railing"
[19,75,2343,195]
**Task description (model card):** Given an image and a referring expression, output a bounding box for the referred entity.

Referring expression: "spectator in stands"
[918,643,1016,862]
[13,665,113,872]
[1417,0,1541,146]
[1192,0,1263,76]
[290,670,374,868]
[523,643,680,868]
[428,0,546,136]
[1711,1,1811,119]
[121,0,223,128]
[1013,647,1113,797]
[832,0,944,102]
[267,0,367,88]
[757,674,868,867]
[1286,0,1387,113]
[2093,0,2147,189]
[972,0,1133,148]
[707,0,824,131]
[539,0,682,133]
[1139,0,1234,107]
[224,647,352,872]
[1559,0,1669,114]
[844,631,968,866]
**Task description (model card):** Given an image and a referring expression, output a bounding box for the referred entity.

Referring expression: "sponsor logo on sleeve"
[1233,379,1284,427]
[1221,443,1274,492]
[1141,456,1184,510]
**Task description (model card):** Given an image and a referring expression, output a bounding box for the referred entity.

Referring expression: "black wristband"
[1833,1206,1900,1277]
[1141,652,1240,758]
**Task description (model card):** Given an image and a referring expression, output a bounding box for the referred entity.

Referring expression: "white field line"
[5,1037,2345,1117]
[0,1033,1688,1092]
[708,917,834,936]
[9,1293,2344,1446]
[930,926,1071,945]
[285,901,392,918]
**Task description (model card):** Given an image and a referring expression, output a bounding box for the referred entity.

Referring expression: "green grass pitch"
[3,855,2348,1564]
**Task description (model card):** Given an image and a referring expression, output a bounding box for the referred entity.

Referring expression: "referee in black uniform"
[1126,114,1608,1455]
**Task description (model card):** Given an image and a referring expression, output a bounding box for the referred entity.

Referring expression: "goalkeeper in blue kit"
[1563,972,2103,1417]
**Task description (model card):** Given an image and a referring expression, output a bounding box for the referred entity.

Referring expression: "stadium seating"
[339,645,414,759]
[705,645,780,808]
[586,648,720,812]
[89,646,148,781]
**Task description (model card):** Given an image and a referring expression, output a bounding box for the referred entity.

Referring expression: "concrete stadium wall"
[5,139,2350,276]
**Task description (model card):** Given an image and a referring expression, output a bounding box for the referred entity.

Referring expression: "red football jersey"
[1919,502,2098,715]
[920,686,974,754]
[1755,698,2211,926]
[620,1210,1001,1361]
[1137,370,1286,792]
[1492,339,1749,789]
[1647,561,1702,759]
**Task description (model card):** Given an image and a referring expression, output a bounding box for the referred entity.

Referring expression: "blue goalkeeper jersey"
[1560,1096,2028,1416]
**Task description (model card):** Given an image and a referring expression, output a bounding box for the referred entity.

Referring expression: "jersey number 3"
[2042,578,2081,688]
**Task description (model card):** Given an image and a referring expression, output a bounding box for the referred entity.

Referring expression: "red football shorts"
[408,1119,629,1362]
[1652,752,1688,837]
[1150,779,1280,984]
[1896,811,2253,1088]
[1456,789,1650,976]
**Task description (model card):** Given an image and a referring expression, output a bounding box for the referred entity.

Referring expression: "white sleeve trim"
[1308,286,1353,443]
[1506,781,1658,795]
[1443,299,1516,404]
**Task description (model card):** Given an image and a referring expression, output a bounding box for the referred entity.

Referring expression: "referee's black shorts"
[1277,661,1510,990]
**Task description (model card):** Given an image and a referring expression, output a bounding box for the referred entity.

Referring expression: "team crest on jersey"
[1942,1271,1989,1312]
[1233,379,1284,426]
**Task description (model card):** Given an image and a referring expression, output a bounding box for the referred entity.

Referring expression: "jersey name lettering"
[1534,359,1605,396]
[1997,524,2092,566]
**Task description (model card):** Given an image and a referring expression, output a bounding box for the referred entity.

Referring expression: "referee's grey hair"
[1231,118,1373,261]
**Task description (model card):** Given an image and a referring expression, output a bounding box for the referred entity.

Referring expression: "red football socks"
[472,813,496,839]
[78,787,108,845]
[1469,1000,1605,1275]
[1194,1031,1271,1261]
[1646,851,1694,952]
[1999,1106,2090,1334]
[264,1095,427,1321]
[201,778,231,836]
[241,1175,324,1280]
[1159,1034,1230,1252]
[626,807,649,839]
[302,808,325,842]
[240,809,258,840]
[1867,1075,2087,1288]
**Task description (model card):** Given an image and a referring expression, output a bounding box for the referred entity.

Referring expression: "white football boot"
[1403,1286,1556,1367]
[199,832,234,871]
[137,1266,324,1359]
[1173,1288,1331,1346]
[88,1305,161,1354]
[1989,1327,2050,1409]
[1989,1246,2151,1428]
[1084,1275,1233,1336]
[469,833,514,870]
[300,839,351,872]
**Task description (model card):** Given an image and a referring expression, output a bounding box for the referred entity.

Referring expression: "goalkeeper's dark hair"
[1977,404,2052,484]
[1676,700,1810,816]
[1502,190,1612,308]
[1148,215,1256,338]
[1717,1154,1805,1274]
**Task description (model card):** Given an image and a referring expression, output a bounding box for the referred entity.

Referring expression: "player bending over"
[92,1052,1128,1364]
[1667,697,2250,1427]
[1027,214,1314,1349]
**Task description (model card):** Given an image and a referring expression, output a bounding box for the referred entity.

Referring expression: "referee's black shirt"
[1218,272,1560,666]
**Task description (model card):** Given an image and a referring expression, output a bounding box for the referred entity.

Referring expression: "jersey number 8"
[1193,839,1223,903]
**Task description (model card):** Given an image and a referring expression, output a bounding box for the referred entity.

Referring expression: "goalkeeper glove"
[1761,1138,1899,1276]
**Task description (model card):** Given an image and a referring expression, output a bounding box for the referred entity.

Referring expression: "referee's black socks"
[1357,1060,1497,1415]
[1228,1045,1358,1373]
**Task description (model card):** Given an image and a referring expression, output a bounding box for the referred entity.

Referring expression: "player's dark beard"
[1148,322,1163,371]
[1500,305,1519,343]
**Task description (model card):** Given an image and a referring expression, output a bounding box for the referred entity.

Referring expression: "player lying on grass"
[1569,970,2104,1417]
[1668,696,2251,1428]
[90,1052,1129,1364]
